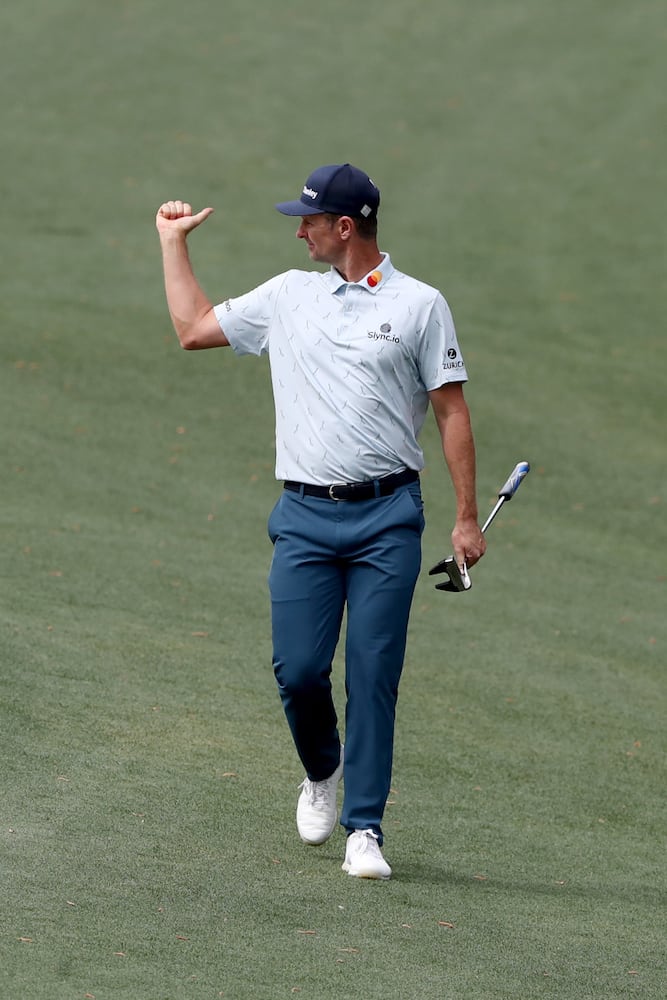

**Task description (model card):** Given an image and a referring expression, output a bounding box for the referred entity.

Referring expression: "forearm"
[158,233,213,346]
[440,407,479,523]
[429,383,486,566]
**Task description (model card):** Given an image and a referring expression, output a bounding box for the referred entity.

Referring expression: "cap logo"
[367,270,383,288]
[360,204,371,218]
[302,186,318,200]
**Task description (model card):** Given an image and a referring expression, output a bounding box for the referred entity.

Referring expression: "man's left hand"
[452,517,486,570]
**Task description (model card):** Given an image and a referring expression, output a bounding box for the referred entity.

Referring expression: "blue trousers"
[267,480,424,842]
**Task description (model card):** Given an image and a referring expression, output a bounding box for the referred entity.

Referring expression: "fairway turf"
[1,1,666,998]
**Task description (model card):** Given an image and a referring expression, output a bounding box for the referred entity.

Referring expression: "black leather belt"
[284,468,418,502]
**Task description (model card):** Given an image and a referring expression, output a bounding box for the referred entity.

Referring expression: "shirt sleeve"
[417,292,468,390]
[213,272,289,357]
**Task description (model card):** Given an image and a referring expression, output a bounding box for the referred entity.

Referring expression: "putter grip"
[498,461,530,500]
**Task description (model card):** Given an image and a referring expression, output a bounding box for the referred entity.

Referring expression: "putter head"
[428,555,472,592]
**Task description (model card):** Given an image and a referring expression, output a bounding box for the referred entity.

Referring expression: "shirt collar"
[326,253,394,295]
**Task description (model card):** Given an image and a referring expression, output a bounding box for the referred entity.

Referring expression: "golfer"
[156,164,485,879]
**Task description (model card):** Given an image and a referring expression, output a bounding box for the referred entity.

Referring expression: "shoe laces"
[299,776,334,808]
[352,829,382,857]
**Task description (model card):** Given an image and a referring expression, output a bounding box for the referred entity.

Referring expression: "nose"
[296,221,307,239]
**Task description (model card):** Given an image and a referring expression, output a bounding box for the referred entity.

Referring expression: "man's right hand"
[156,200,228,349]
[156,201,214,236]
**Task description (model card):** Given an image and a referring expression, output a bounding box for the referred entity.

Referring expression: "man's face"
[296,214,343,264]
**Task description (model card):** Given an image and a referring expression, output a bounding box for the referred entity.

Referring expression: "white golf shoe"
[342,829,392,880]
[296,746,344,845]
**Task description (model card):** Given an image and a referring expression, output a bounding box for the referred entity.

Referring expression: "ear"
[338,216,354,240]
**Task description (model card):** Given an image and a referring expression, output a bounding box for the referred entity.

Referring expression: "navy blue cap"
[276,163,380,218]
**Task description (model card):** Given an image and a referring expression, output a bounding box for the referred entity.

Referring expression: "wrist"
[158,228,189,250]
[455,510,478,524]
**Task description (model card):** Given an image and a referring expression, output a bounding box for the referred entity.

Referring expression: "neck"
[335,244,383,283]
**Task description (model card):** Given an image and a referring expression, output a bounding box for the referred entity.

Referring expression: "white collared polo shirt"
[214,254,468,485]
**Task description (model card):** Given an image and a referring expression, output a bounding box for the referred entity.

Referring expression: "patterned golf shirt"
[214,253,468,485]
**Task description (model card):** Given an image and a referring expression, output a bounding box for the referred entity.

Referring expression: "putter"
[429,461,530,592]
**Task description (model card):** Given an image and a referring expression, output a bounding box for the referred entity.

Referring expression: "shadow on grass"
[396,861,666,909]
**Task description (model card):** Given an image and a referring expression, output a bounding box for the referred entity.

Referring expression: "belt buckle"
[328,483,347,501]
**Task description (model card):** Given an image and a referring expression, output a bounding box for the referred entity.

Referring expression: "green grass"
[1,0,666,997]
